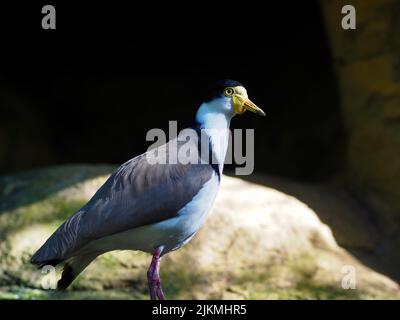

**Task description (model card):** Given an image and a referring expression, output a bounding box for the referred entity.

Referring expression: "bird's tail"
[57,253,99,290]
[30,214,82,268]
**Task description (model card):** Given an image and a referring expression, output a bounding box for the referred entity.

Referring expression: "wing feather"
[31,134,216,265]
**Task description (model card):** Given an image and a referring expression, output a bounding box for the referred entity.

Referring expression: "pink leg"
[147,246,165,300]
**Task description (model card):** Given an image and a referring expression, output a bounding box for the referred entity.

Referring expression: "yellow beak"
[243,98,266,116]
[232,94,266,116]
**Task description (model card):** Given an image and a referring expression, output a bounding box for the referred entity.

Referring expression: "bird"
[30,79,265,300]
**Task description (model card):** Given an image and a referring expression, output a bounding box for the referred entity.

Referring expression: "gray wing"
[31,136,216,265]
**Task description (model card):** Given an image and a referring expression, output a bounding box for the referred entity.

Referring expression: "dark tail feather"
[57,263,75,290]
[57,253,99,290]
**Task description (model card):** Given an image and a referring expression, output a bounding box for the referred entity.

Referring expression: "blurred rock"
[321,0,400,218]
[0,165,399,299]
[321,0,400,280]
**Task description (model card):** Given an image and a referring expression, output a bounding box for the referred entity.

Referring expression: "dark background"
[0,2,344,181]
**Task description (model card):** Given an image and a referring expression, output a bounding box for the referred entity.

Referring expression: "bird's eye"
[224,88,234,96]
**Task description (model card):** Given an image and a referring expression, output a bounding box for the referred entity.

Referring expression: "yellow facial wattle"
[224,86,265,116]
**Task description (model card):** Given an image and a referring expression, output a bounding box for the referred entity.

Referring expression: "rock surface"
[322,0,400,213]
[321,0,400,280]
[0,165,399,299]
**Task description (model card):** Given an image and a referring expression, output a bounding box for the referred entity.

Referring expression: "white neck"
[195,98,233,171]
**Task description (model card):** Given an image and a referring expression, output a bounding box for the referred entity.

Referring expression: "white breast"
[195,99,232,174]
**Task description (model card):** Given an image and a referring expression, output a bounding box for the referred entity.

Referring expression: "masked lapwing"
[31,80,265,300]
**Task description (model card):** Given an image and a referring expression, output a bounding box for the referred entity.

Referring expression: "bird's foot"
[147,247,165,300]
[148,277,165,300]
